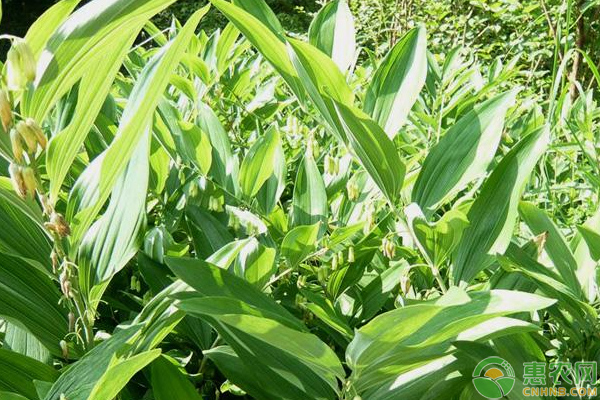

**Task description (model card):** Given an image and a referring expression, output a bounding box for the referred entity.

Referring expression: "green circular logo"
[472,357,516,399]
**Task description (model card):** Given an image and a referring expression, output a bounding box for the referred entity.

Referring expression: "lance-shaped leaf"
[281,223,321,268]
[177,297,345,400]
[0,349,59,400]
[239,129,280,197]
[291,153,328,229]
[453,126,550,285]
[332,100,405,204]
[151,355,203,400]
[413,91,517,213]
[0,253,70,358]
[309,0,356,72]
[519,201,583,297]
[67,7,207,245]
[364,26,427,137]
[346,288,555,397]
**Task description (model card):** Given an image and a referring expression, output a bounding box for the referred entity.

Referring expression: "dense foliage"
[0,0,599,399]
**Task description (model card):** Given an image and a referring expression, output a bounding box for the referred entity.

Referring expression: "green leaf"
[24,0,82,59]
[412,91,517,212]
[406,204,468,268]
[363,26,427,137]
[519,201,583,296]
[177,121,213,175]
[308,0,356,71]
[77,134,149,299]
[88,350,161,400]
[239,129,280,197]
[332,100,405,204]
[346,288,554,397]
[453,126,550,284]
[0,349,59,400]
[292,153,327,229]
[3,323,52,364]
[255,136,287,215]
[0,253,70,358]
[178,298,344,400]
[281,223,321,268]
[151,355,202,400]
[68,7,208,245]
[166,256,304,330]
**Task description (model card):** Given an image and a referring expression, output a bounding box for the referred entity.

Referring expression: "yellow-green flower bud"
[10,129,24,162]
[16,120,38,153]
[348,246,355,263]
[26,118,47,149]
[346,179,360,201]
[6,39,36,90]
[59,340,69,360]
[0,90,12,132]
[9,163,26,198]
[21,167,37,199]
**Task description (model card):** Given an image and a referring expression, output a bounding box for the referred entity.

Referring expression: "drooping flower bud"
[47,212,71,237]
[6,39,36,90]
[16,120,38,153]
[381,237,396,259]
[8,163,26,198]
[68,312,75,332]
[346,179,360,201]
[25,118,47,149]
[0,90,12,132]
[10,129,24,162]
[331,253,338,270]
[348,246,355,263]
[59,340,69,359]
[337,251,344,265]
[21,167,37,199]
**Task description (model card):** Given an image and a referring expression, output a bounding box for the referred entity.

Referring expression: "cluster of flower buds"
[381,237,396,259]
[346,179,360,201]
[10,118,46,161]
[59,266,73,298]
[45,212,71,238]
[207,195,223,212]
[324,154,339,175]
[0,90,12,132]
[8,163,36,199]
[6,39,36,90]
[317,265,329,283]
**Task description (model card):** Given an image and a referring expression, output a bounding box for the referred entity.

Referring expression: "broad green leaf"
[281,223,321,268]
[236,239,277,288]
[3,323,52,364]
[77,134,149,299]
[239,129,280,197]
[288,38,354,141]
[88,350,161,400]
[346,288,554,396]
[406,204,468,268]
[177,298,344,400]
[0,253,70,358]
[412,91,517,212]
[68,7,207,245]
[0,349,58,400]
[216,23,241,75]
[166,256,304,330]
[0,179,51,269]
[26,0,180,121]
[255,136,287,215]
[364,26,427,137]
[332,100,405,204]
[177,121,213,175]
[24,0,82,59]
[196,101,240,194]
[209,0,303,97]
[519,201,582,296]
[291,153,327,229]
[453,126,550,285]
[185,206,234,259]
[151,355,202,400]
[308,0,356,71]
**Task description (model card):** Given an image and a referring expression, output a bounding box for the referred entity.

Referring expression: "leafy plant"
[0,0,599,399]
